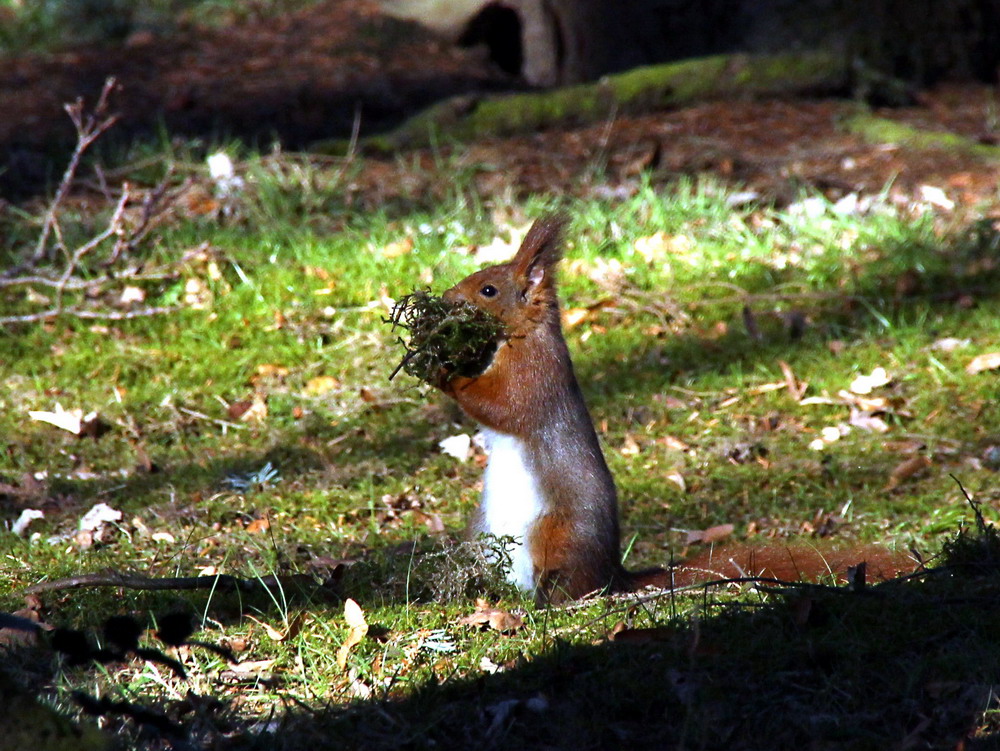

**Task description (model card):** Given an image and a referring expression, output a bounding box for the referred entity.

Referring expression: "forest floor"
[3,2,1000,750]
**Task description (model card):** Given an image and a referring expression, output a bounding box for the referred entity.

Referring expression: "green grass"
[2,150,1000,748]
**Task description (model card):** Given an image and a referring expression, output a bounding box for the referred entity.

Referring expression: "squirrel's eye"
[480,284,498,298]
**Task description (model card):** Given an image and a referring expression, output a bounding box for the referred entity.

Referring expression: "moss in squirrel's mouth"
[386,289,505,383]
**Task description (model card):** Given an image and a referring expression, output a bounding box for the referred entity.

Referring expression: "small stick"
[24,571,323,596]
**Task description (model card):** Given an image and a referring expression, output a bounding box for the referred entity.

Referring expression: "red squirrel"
[435,215,916,604]
[437,214,665,604]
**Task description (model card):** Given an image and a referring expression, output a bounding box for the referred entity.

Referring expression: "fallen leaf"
[380,236,414,258]
[151,531,176,544]
[12,509,43,537]
[119,285,145,305]
[79,502,122,533]
[686,523,734,545]
[183,277,211,309]
[886,455,931,489]
[473,224,529,264]
[849,409,889,433]
[621,433,641,456]
[966,352,1000,375]
[849,367,891,394]
[458,599,523,634]
[26,287,50,305]
[245,517,270,534]
[336,599,369,670]
[917,184,954,211]
[930,337,970,352]
[479,656,503,674]
[28,404,90,434]
[837,390,889,412]
[240,393,268,423]
[438,433,472,460]
[227,401,252,420]
[665,471,686,492]
[657,435,691,452]
[248,612,305,642]
[305,375,341,396]
[562,307,591,328]
[821,426,844,443]
[228,658,276,675]
[633,232,691,263]
[255,363,290,382]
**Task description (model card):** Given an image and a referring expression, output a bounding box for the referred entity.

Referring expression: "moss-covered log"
[843,112,1000,162]
[316,51,848,155]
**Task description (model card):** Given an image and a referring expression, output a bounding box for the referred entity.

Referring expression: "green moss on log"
[316,52,847,155]
[843,112,1000,161]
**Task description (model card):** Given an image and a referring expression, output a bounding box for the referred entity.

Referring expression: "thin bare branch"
[23,570,326,596]
[0,305,177,326]
[21,78,121,270]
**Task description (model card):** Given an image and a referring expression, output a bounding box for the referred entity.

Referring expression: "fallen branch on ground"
[24,571,330,596]
[0,77,182,327]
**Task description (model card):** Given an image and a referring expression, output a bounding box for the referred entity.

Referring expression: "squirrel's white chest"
[477,429,545,591]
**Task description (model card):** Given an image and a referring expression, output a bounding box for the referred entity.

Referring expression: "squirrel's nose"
[442,286,464,305]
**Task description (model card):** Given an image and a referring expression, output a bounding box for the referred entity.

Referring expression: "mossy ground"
[2,121,1000,748]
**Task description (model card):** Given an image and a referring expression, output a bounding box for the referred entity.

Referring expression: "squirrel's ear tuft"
[513,213,568,292]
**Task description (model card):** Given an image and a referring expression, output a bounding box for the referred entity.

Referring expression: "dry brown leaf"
[886,455,931,489]
[458,599,523,634]
[562,307,591,329]
[245,517,270,534]
[336,598,369,670]
[255,363,290,381]
[240,393,268,423]
[255,612,305,643]
[686,523,735,545]
[381,236,414,258]
[665,471,686,492]
[227,401,251,420]
[966,352,1000,375]
[228,658,276,675]
[305,375,341,396]
[837,390,890,412]
[633,232,692,263]
[657,435,691,452]
[246,614,287,641]
[620,433,641,456]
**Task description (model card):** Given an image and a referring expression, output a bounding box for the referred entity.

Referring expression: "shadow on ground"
[25,552,1000,750]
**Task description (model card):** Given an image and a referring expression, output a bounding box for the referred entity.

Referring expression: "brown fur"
[436,215,909,603]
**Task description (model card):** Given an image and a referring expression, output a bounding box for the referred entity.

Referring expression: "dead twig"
[0,305,178,325]
[1,77,183,327]
[24,77,121,271]
[24,571,324,596]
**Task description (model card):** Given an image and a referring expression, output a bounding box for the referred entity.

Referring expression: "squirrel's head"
[443,214,567,336]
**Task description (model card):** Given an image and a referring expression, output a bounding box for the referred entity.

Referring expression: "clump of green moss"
[386,290,505,383]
